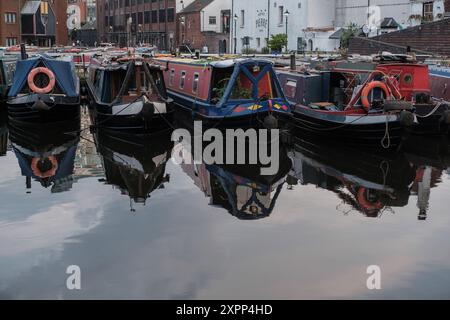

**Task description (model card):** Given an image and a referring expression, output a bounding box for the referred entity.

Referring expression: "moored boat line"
[1,47,450,154]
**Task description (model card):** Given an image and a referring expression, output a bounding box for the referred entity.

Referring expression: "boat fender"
[142,101,155,117]
[361,81,390,112]
[357,188,383,212]
[264,114,278,129]
[399,110,415,127]
[441,110,450,125]
[28,67,56,94]
[383,100,413,112]
[31,156,58,179]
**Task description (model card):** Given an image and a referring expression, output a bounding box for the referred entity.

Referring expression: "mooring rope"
[381,114,391,149]
[415,101,443,119]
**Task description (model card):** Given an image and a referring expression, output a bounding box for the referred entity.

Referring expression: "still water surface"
[1,113,450,299]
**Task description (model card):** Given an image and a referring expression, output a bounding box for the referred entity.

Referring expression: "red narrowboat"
[154,57,292,129]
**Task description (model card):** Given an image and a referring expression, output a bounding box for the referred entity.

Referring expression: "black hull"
[409,103,450,135]
[291,109,405,150]
[8,117,81,148]
[7,100,80,124]
[89,104,175,137]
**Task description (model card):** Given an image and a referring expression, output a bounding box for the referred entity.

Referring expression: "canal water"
[1,111,450,300]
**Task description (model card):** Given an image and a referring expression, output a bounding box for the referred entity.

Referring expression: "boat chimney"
[290,53,296,71]
[20,43,27,60]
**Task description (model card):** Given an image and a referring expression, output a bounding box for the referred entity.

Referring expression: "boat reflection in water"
[7,119,80,193]
[94,129,174,210]
[0,107,7,157]
[175,126,293,220]
[402,135,450,221]
[288,137,418,218]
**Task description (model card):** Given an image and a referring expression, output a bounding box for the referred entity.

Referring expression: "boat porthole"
[404,74,413,84]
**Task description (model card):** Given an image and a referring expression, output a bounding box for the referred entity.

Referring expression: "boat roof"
[155,57,274,68]
[8,55,78,97]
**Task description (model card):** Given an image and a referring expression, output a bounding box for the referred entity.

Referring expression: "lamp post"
[138,24,142,46]
[127,16,132,48]
[284,10,290,53]
[233,14,238,54]
[109,25,113,44]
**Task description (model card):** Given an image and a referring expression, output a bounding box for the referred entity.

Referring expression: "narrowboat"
[154,57,292,129]
[86,55,174,136]
[281,66,415,148]
[8,119,80,192]
[7,55,80,124]
[278,53,450,139]
[95,129,173,208]
[176,122,293,220]
[287,137,415,218]
[428,64,450,102]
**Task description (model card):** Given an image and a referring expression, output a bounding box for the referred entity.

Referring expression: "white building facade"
[231,0,449,53]
[231,0,338,53]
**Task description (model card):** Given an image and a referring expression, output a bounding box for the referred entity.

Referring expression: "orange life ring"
[27,67,56,94]
[356,188,383,212]
[361,81,390,111]
[31,156,59,179]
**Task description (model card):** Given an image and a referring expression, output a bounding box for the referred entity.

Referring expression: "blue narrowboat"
[155,57,292,129]
[7,55,80,124]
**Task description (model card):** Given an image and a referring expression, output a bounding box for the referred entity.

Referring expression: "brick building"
[177,0,231,53]
[0,1,21,47]
[97,0,179,50]
[0,0,68,47]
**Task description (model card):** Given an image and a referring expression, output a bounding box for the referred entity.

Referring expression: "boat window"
[285,79,297,98]
[403,74,413,85]
[192,73,199,94]
[211,67,234,103]
[169,69,175,86]
[153,70,167,98]
[94,70,101,87]
[180,71,186,89]
[140,70,148,93]
[229,72,253,100]
[249,65,280,99]
[228,65,280,101]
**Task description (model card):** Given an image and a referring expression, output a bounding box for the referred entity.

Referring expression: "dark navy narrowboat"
[95,129,174,208]
[7,55,80,124]
[8,119,80,192]
[86,55,175,136]
[154,57,292,129]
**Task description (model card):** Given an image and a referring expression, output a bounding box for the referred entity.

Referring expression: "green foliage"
[261,47,271,54]
[340,23,360,49]
[268,34,287,52]
[242,47,259,55]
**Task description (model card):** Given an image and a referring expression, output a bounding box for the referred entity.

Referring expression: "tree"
[340,23,360,50]
[268,34,287,53]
